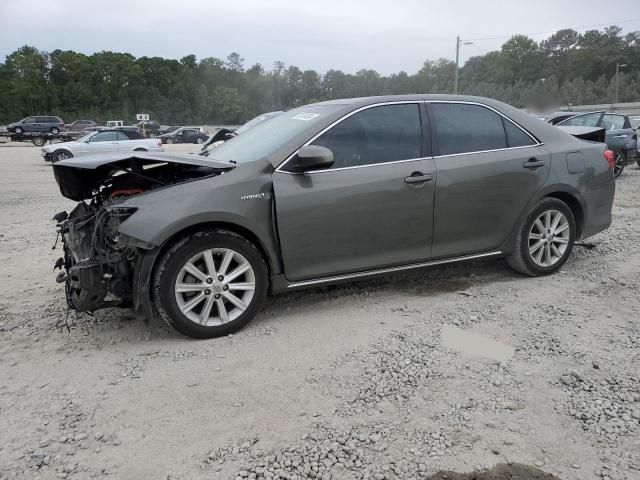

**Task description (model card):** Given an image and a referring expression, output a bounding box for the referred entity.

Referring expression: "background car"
[137,120,161,137]
[556,111,639,177]
[159,125,181,135]
[42,128,163,162]
[8,115,65,134]
[66,120,97,131]
[542,111,583,125]
[159,126,208,144]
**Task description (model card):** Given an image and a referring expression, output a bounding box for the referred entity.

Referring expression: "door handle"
[523,158,545,169]
[404,172,433,184]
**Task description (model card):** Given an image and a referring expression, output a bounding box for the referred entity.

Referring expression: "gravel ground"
[0,143,639,480]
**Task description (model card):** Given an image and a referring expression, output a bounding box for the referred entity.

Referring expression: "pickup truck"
[42,129,164,162]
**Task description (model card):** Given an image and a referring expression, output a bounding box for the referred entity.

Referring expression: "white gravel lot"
[0,142,639,480]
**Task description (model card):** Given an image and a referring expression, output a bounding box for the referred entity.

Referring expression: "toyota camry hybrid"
[51,95,615,338]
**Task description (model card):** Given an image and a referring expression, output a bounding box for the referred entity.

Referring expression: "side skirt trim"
[286,251,503,289]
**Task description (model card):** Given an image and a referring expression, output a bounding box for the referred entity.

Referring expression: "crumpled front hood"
[52,152,235,201]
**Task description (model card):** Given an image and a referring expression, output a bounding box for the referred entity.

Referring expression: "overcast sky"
[1,0,639,75]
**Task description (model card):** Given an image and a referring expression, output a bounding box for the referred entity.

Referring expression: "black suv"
[8,116,65,134]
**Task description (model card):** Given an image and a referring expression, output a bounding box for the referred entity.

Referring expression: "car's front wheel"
[507,198,576,277]
[166,138,174,144]
[153,230,268,339]
[13,126,24,134]
[196,137,204,144]
[52,149,73,163]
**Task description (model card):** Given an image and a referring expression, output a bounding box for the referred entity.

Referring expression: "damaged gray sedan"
[52,95,615,339]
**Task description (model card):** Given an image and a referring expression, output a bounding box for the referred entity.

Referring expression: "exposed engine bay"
[52,153,233,314]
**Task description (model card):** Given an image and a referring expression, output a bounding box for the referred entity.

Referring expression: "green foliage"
[0,25,638,125]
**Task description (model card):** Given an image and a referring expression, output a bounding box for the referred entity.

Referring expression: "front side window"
[23,117,35,123]
[90,131,117,142]
[431,103,507,156]
[557,112,602,127]
[311,104,422,169]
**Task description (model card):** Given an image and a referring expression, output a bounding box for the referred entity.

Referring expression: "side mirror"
[291,145,334,172]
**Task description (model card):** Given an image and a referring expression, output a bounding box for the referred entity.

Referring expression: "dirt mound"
[431,463,560,480]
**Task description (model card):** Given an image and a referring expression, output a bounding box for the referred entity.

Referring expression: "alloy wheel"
[55,151,71,162]
[528,209,570,267]
[614,153,624,177]
[174,248,256,326]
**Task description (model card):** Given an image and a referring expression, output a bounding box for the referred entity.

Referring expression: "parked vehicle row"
[50,94,615,339]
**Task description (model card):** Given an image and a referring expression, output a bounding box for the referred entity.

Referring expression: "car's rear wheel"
[614,152,625,178]
[153,230,268,339]
[507,198,576,277]
[50,127,60,135]
[52,149,73,163]
[14,127,24,134]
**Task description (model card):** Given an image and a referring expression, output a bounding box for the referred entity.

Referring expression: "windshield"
[209,105,342,163]
[76,131,96,142]
[235,111,283,135]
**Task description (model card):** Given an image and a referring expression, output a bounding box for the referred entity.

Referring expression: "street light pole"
[615,63,627,106]
[454,37,473,94]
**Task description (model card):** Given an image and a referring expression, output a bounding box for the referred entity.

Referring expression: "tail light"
[604,150,615,169]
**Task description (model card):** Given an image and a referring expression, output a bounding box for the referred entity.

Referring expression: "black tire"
[614,152,625,178]
[166,138,174,144]
[32,137,45,147]
[153,230,268,339]
[52,149,73,163]
[196,137,204,144]
[14,126,24,134]
[506,197,576,277]
[50,127,60,135]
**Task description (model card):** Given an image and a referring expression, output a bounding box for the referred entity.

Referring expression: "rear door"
[428,102,550,258]
[273,102,436,281]
[115,131,132,150]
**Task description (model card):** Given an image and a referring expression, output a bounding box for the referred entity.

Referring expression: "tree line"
[0,25,638,125]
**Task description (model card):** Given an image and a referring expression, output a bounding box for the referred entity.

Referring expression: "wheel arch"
[153,221,277,277]
[544,191,584,239]
[133,147,148,152]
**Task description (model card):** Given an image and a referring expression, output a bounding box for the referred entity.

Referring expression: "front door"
[273,103,436,282]
[428,102,550,258]
[83,131,120,155]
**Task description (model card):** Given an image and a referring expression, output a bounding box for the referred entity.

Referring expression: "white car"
[42,129,164,162]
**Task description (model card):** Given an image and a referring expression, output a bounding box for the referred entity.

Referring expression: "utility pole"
[615,63,627,107]
[455,37,473,94]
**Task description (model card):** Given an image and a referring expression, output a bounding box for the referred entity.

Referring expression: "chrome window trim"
[274,99,544,175]
[286,251,502,288]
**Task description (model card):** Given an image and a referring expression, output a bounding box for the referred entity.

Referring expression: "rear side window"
[557,112,601,127]
[430,103,506,156]
[116,131,130,141]
[602,114,625,131]
[35,117,48,123]
[311,103,422,169]
[503,120,536,148]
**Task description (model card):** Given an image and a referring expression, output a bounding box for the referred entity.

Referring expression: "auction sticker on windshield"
[292,113,319,121]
